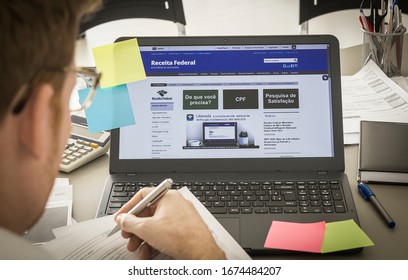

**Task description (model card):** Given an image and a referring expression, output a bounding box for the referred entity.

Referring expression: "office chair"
[80,0,187,36]
[299,0,408,34]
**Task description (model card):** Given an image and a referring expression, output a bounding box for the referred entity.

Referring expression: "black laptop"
[96,35,359,254]
[202,122,238,147]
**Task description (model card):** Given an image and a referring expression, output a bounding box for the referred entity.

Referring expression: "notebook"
[202,122,238,147]
[96,35,360,254]
[358,120,408,184]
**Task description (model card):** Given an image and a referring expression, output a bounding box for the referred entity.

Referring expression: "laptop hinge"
[126,173,137,176]
[317,171,328,175]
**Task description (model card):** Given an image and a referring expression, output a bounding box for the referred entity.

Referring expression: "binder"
[358,121,408,184]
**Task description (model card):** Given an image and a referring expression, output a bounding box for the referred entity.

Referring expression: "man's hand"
[114,188,225,260]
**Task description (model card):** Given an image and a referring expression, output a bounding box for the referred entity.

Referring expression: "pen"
[106,178,173,237]
[358,182,396,229]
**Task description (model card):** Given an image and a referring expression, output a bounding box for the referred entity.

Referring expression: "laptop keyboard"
[106,180,347,215]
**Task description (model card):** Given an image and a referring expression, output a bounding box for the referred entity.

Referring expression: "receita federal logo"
[158,90,167,97]
[152,90,173,101]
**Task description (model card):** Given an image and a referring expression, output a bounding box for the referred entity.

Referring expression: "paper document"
[341,60,408,144]
[42,187,250,260]
[24,178,73,244]
[43,214,166,260]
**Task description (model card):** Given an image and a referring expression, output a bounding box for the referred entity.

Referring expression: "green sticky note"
[321,219,374,253]
[92,38,146,88]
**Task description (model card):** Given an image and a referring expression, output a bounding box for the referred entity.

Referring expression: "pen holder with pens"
[362,26,406,77]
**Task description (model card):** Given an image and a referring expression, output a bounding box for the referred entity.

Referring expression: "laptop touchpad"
[218,218,240,243]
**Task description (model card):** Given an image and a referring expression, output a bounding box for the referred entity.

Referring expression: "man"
[0,0,224,260]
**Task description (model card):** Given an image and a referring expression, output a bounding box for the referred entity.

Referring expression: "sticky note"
[78,85,135,133]
[92,38,146,88]
[321,219,374,253]
[264,221,326,253]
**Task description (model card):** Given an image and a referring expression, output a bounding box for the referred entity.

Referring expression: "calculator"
[60,115,110,173]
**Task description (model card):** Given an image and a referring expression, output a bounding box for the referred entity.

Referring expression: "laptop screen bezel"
[109,35,344,174]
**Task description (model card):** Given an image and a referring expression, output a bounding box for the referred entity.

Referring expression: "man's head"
[0,0,100,234]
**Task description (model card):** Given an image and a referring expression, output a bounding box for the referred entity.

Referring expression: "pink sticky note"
[264,221,326,253]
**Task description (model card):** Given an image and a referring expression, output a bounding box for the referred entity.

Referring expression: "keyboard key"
[239,201,251,207]
[245,196,257,201]
[265,201,297,207]
[255,208,268,214]
[241,208,252,214]
[334,201,346,213]
[209,207,227,214]
[108,203,122,208]
[214,202,225,207]
[269,207,283,213]
[107,208,119,215]
[110,197,128,202]
[252,202,264,207]
[284,207,298,213]
[112,192,128,197]
[332,190,343,200]
[271,195,283,201]
[300,206,322,213]
[229,208,240,214]
[259,195,270,201]
[202,201,211,208]
[227,201,238,207]
[220,196,231,202]
[310,201,321,206]
[324,207,334,213]
[299,201,309,206]
[282,191,296,201]
[275,185,295,190]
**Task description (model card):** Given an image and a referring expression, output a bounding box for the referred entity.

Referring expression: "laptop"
[96,35,360,254]
[202,122,238,147]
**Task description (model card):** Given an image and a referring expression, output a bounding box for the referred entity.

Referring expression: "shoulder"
[0,228,54,260]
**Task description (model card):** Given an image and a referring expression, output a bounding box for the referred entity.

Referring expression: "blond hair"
[0,0,101,123]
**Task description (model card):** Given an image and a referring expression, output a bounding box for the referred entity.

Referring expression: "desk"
[64,39,408,260]
[60,145,408,259]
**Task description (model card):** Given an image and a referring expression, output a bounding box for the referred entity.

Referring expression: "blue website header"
[140,47,330,76]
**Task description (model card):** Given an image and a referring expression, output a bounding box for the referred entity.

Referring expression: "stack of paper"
[25,178,73,244]
[341,60,408,145]
[41,187,251,260]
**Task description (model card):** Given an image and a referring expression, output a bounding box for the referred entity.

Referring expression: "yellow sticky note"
[92,38,146,88]
[321,219,374,253]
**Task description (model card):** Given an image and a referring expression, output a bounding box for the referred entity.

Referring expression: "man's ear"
[18,83,55,160]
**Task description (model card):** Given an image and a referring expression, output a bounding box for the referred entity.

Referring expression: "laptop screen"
[110,36,344,173]
[119,39,335,160]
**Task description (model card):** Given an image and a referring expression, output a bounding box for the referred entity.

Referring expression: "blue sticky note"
[78,85,135,133]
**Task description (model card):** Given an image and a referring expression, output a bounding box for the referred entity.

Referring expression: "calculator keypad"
[61,139,98,165]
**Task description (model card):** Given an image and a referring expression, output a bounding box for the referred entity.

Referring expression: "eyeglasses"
[69,67,101,112]
[12,66,101,114]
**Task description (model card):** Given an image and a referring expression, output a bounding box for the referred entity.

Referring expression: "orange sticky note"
[264,221,326,253]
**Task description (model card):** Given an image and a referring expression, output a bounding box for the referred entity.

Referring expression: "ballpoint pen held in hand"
[106,178,173,237]
[358,182,396,229]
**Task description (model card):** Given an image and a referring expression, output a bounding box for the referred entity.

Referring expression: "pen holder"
[362,26,406,77]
